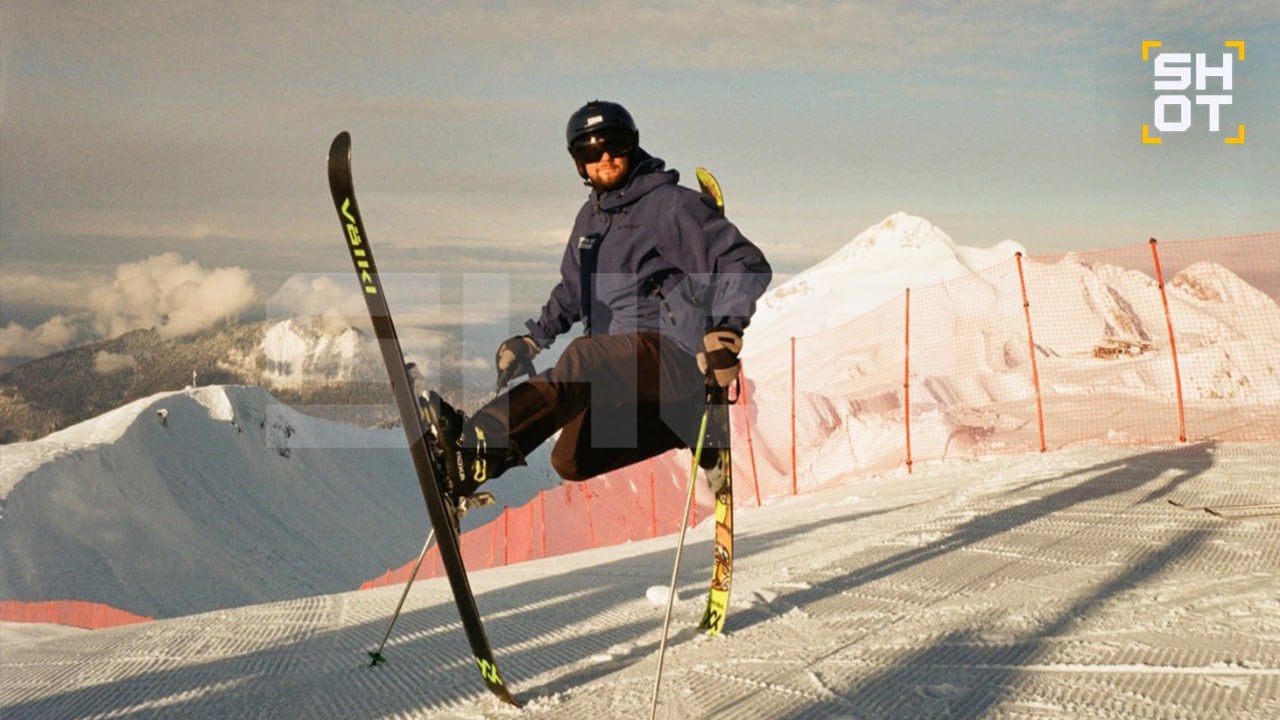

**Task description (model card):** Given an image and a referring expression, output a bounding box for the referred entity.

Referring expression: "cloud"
[267,270,524,331]
[0,253,259,362]
[0,316,82,358]
[87,252,258,340]
[266,274,368,332]
[93,351,139,375]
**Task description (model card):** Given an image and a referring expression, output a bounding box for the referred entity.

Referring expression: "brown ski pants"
[472,331,706,481]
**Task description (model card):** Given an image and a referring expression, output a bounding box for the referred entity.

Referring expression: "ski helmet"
[565,100,637,148]
[566,100,639,179]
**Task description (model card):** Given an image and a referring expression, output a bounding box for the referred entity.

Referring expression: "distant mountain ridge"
[0,319,393,443]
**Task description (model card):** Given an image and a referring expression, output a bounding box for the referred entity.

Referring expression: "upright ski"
[695,167,734,636]
[327,131,519,706]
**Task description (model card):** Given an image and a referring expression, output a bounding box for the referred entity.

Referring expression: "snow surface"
[3,443,1277,718]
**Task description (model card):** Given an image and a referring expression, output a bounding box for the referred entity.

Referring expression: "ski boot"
[699,405,730,494]
[422,391,496,524]
[701,450,729,495]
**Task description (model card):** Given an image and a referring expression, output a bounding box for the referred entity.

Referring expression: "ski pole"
[649,405,711,719]
[368,529,436,666]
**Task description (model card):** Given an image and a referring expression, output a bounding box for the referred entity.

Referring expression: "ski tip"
[329,131,352,160]
[367,651,386,666]
[694,166,725,215]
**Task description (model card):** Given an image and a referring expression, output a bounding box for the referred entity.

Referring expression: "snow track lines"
[2,445,1277,718]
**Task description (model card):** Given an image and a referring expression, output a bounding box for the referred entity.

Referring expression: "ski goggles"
[569,129,635,164]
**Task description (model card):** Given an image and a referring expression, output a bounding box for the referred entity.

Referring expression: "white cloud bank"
[0,253,258,361]
[0,316,82,359]
[87,252,257,340]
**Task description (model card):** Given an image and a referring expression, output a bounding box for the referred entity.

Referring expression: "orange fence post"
[904,288,913,475]
[1016,253,1048,452]
[488,515,499,567]
[738,365,762,507]
[526,501,535,563]
[790,336,798,495]
[502,506,510,566]
[648,458,658,537]
[1149,238,1188,442]
[539,490,548,560]
[580,483,596,548]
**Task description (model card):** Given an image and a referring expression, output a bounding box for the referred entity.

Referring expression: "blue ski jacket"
[526,151,772,358]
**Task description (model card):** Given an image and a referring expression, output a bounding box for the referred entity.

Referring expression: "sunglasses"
[570,130,635,164]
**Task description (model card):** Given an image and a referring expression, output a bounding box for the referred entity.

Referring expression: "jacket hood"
[592,149,679,211]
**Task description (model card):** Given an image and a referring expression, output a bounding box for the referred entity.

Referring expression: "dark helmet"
[566,101,639,180]
[565,100,637,147]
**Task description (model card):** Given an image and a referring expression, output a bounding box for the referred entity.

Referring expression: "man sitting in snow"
[429,100,772,510]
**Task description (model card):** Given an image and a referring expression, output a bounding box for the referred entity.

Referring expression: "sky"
[1,1,1277,367]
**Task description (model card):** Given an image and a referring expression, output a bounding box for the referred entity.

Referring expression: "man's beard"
[589,156,632,191]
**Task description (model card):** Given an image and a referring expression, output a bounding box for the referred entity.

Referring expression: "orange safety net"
[363,231,1280,590]
[0,599,152,630]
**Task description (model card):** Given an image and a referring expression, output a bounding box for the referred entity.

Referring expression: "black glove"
[696,328,743,388]
[495,335,539,388]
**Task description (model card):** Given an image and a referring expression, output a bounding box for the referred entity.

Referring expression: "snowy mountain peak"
[822,212,953,264]
[745,212,1025,350]
[1173,261,1273,309]
[817,212,1025,272]
[231,318,381,387]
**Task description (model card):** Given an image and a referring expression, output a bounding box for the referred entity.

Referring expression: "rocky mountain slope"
[0,319,392,443]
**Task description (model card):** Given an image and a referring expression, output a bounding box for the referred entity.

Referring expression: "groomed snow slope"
[3,443,1278,719]
[0,384,559,619]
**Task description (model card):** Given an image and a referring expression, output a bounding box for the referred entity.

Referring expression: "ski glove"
[495,335,539,388]
[696,328,743,388]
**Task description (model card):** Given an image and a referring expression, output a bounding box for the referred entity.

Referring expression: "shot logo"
[1142,40,1246,145]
